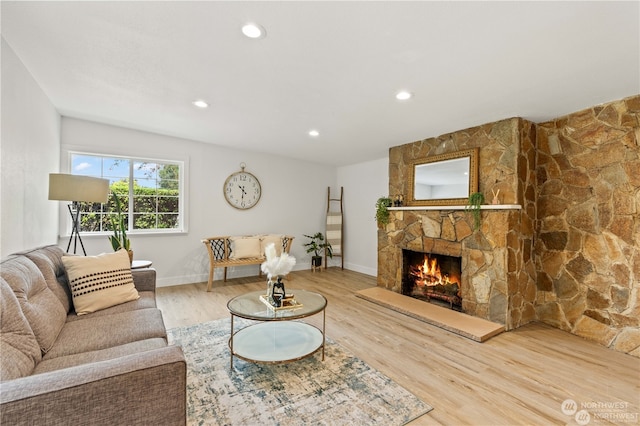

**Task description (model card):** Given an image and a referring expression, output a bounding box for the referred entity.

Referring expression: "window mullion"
[128,161,134,232]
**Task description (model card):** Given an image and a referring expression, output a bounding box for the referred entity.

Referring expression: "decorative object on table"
[107,191,133,263]
[260,243,296,308]
[303,232,332,269]
[375,196,393,228]
[223,162,262,210]
[272,277,286,307]
[466,191,485,231]
[393,194,404,207]
[258,293,302,310]
[167,317,433,425]
[491,189,501,205]
[48,173,110,255]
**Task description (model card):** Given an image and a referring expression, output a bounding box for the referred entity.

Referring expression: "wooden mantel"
[388,204,522,211]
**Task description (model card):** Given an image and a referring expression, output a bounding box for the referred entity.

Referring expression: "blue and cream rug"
[168,318,432,425]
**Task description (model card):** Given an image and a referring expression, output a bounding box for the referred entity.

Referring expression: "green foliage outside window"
[79,179,180,232]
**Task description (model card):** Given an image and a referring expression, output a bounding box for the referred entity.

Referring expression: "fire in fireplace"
[402,250,463,311]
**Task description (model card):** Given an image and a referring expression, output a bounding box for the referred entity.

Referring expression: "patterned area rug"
[168,318,432,425]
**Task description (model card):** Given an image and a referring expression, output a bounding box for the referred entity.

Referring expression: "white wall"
[336,157,388,276]
[1,38,388,283]
[60,117,337,286]
[1,38,61,257]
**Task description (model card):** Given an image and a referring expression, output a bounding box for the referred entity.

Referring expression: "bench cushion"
[260,234,284,256]
[230,236,263,259]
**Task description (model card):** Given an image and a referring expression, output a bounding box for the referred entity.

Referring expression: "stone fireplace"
[378,117,538,330]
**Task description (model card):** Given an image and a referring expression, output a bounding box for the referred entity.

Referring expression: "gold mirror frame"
[407,148,479,206]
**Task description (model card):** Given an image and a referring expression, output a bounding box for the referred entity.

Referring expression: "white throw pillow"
[261,235,284,256]
[62,249,139,315]
[230,237,262,259]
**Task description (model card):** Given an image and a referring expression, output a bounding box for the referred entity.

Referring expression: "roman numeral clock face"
[223,169,261,210]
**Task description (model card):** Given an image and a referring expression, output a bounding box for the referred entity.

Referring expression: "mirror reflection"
[407,148,478,206]
[414,157,470,199]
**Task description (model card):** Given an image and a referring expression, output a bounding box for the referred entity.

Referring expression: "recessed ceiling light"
[308,130,320,137]
[193,100,208,108]
[395,91,413,101]
[242,23,266,39]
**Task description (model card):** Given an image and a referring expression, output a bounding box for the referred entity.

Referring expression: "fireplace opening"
[402,250,463,311]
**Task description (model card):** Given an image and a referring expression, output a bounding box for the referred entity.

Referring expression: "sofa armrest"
[0,345,186,425]
[132,268,156,292]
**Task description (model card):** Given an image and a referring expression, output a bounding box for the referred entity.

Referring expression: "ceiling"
[2,1,639,167]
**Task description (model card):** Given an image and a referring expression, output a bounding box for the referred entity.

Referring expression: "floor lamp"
[48,174,110,255]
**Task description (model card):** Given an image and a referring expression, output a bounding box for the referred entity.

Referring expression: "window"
[70,153,183,233]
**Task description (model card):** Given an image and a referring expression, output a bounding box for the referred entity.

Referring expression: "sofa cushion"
[22,245,72,312]
[62,250,139,315]
[64,291,157,322]
[230,236,263,259]
[1,256,67,354]
[33,338,167,375]
[43,308,167,359]
[0,279,42,380]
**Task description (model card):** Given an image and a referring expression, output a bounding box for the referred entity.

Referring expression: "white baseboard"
[155,263,376,287]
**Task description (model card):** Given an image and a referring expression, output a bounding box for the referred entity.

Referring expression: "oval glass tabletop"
[232,321,324,363]
[227,289,327,321]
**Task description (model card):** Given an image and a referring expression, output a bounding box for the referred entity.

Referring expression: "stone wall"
[381,95,639,356]
[381,118,537,330]
[535,95,640,356]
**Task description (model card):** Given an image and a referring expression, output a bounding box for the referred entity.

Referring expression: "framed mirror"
[407,148,479,206]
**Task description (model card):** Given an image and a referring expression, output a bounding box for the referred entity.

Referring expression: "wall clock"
[223,163,262,210]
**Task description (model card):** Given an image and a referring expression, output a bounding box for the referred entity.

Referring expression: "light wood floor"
[157,268,640,425]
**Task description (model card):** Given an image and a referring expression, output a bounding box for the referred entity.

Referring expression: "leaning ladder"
[325,187,344,269]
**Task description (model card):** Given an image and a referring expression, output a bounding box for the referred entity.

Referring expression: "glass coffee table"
[227,289,327,368]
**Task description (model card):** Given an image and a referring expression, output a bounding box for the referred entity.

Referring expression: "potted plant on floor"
[108,191,132,263]
[303,232,333,268]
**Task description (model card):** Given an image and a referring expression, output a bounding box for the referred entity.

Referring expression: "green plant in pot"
[375,196,393,228]
[467,192,485,231]
[108,191,132,263]
[303,232,332,268]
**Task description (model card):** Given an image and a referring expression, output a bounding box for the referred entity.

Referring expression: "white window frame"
[64,150,188,236]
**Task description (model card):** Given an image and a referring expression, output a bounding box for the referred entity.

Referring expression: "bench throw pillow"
[62,249,139,316]
[261,235,284,256]
[229,236,263,259]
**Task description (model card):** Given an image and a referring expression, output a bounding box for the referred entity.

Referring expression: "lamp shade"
[48,174,110,203]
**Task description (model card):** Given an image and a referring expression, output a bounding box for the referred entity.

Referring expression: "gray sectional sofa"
[0,245,186,425]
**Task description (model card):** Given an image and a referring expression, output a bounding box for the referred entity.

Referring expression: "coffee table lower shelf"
[229,321,324,366]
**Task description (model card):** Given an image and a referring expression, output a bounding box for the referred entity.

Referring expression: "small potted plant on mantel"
[303,232,333,268]
[108,191,132,263]
[466,192,485,231]
[375,196,393,228]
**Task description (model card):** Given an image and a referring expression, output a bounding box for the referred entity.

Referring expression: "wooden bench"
[201,235,294,292]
